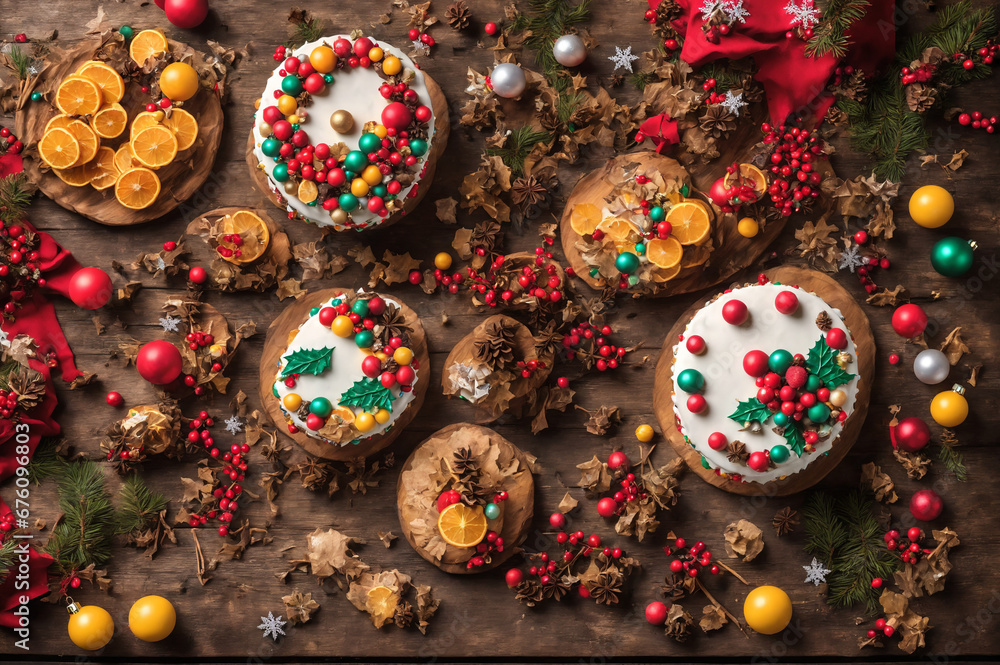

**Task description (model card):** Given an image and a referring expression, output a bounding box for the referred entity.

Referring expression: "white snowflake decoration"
[411,40,430,56]
[159,316,181,333]
[784,0,821,29]
[720,90,748,117]
[224,415,244,435]
[721,0,750,24]
[258,612,286,641]
[838,244,867,273]
[155,256,166,272]
[0,328,9,348]
[607,45,640,73]
[699,0,724,19]
[803,557,832,585]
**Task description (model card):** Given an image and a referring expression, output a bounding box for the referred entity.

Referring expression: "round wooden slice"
[185,206,289,268]
[15,38,224,226]
[258,287,430,461]
[396,423,534,574]
[245,71,449,231]
[652,266,875,496]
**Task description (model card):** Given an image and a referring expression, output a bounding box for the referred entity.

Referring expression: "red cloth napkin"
[0,498,54,629]
[638,114,681,152]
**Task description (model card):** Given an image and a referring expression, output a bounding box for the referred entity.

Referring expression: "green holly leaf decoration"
[805,336,855,389]
[281,346,334,378]
[339,377,395,413]
[728,398,773,427]
[782,425,806,457]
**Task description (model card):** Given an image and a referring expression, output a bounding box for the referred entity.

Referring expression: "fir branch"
[115,474,168,535]
[629,70,653,91]
[803,491,848,566]
[25,437,64,485]
[937,431,967,482]
[697,59,755,93]
[286,17,324,49]
[44,461,116,576]
[509,0,591,84]
[485,126,551,177]
[0,174,33,226]
[556,90,584,126]
[0,538,15,582]
[8,46,30,80]
[805,0,870,59]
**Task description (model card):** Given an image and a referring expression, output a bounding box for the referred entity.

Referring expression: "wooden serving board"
[396,423,534,574]
[15,38,224,226]
[652,266,875,496]
[258,287,430,461]
[246,71,449,231]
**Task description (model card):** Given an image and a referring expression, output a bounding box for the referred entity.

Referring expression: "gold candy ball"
[283,181,298,195]
[257,122,272,138]
[330,109,355,134]
[330,208,349,225]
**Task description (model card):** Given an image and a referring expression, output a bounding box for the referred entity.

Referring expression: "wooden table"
[5,0,1000,661]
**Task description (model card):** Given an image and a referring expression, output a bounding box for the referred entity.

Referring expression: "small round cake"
[249,35,448,231]
[667,278,861,485]
[261,288,428,459]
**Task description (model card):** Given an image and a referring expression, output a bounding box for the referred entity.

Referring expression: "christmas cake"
[665,276,863,485]
[249,35,448,231]
[261,288,429,460]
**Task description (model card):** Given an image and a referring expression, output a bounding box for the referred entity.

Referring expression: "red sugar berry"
[722,299,748,325]
[784,365,807,388]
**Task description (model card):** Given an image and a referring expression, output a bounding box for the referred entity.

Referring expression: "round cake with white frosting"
[271,289,422,448]
[669,279,860,484]
[251,35,443,231]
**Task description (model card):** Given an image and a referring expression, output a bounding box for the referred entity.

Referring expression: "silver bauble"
[489,63,527,99]
[553,34,587,67]
[913,348,950,385]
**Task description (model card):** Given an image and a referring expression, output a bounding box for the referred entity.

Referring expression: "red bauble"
[707,432,727,450]
[549,512,566,529]
[596,497,618,518]
[68,267,112,309]
[381,102,412,131]
[645,601,668,625]
[774,290,799,314]
[395,365,415,385]
[909,489,943,521]
[686,394,707,414]
[505,568,524,587]
[136,340,183,385]
[722,299,748,325]
[303,73,326,94]
[893,416,931,452]
[784,365,807,388]
[743,350,769,377]
[305,413,325,430]
[685,335,706,354]
[367,296,387,316]
[747,451,769,472]
[262,106,282,124]
[188,266,208,284]
[155,0,166,7]
[891,304,928,338]
[607,451,630,470]
[361,355,382,378]
[318,307,336,326]
[436,490,461,512]
[105,391,124,407]
[826,328,848,350]
[164,0,209,29]
[708,176,731,206]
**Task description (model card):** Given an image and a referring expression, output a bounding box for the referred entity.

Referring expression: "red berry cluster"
[760,122,827,216]
[900,41,997,84]
[467,529,505,569]
[0,126,24,156]
[595,451,650,518]
[0,511,16,539]
[408,27,436,48]
[884,526,932,565]
[0,388,22,421]
[664,536,721,577]
[180,327,225,397]
[215,232,246,260]
[505,531,625,596]
[957,111,997,133]
[865,616,896,640]
[0,220,45,321]
[852,233,892,295]
[184,411,249,537]
[416,247,565,305]
[561,322,626,371]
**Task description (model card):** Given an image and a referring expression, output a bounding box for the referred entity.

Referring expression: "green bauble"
[358,132,382,154]
[323,74,334,84]
[930,237,975,277]
[272,163,289,182]
[310,307,320,316]
[372,184,388,198]
[261,137,281,157]
[805,374,823,392]
[354,330,375,348]
[768,349,794,374]
[344,150,369,173]
[615,251,640,274]
[119,25,134,39]
[769,444,790,464]
[634,242,646,255]
[309,397,333,418]
[409,138,428,157]
[649,206,665,222]
[338,192,359,211]
[281,75,303,97]
[351,299,370,316]
[773,411,790,427]
[484,503,501,520]
[30,91,42,102]
[808,403,831,423]
[677,368,705,394]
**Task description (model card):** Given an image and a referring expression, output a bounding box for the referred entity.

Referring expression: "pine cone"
[8,367,46,411]
[699,105,737,138]
[451,447,479,475]
[445,1,471,30]
[473,319,519,371]
[394,601,414,627]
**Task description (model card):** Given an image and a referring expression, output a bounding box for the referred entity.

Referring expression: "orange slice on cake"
[570,202,603,236]
[129,29,169,66]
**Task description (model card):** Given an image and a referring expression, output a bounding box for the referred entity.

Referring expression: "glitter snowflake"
[258,612,286,641]
[784,0,821,29]
[224,415,244,435]
[0,328,9,348]
[155,256,166,272]
[411,40,430,56]
[838,244,867,273]
[803,557,832,586]
[699,0,724,19]
[722,0,750,24]
[720,90,748,117]
[607,45,640,73]
[159,316,181,333]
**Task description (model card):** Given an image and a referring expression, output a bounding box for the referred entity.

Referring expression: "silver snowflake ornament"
[784,0,821,29]
[838,244,867,273]
[607,45,640,73]
[722,0,750,24]
[803,557,832,585]
[159,316,181,333]
[224,415,244,435]
[720,90,748,117]
[258,612,286,641]
[699,0,724,19]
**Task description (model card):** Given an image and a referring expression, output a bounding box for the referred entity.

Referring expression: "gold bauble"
[283,180,298,195]
[330,208,349,225]
[330,109,355,133]
[257,122,272,138]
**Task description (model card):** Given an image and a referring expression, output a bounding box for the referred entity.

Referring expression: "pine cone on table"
[446,1,471,30]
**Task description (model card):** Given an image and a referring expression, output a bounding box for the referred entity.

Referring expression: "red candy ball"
[395,365,415,385]
[68,267,112,309]
[381,102,412,131]
[826,328,848,350]
[164,0,209,29]
[747,451,770,472]
[333,38,352,58]
[353,37,374,57]
[596,497,618,518]
[784,365,807,388]
[774,290,799,314]
[188,266,208,284]
[892,304,928,338]
[262,106,282,124]
[707,432,727,450]
[367,296,387,316]
[549,512,566,529]
[361,355,382,378]
[505,568,524,587]
[305,413,325,431]
[722,299,748,325]
[685,335,706,355]
[272,120,293,141]
[414,105,432,123]
[303,73,325,94]
[909,489,943,521]
[136,340,183,385]
[437,489,461,512]
[105,391,124,407]
[708,176,731,206]
[893,416,931,452]
[743,350,770,377]
[686,394,707,414]
[645,601,668,625]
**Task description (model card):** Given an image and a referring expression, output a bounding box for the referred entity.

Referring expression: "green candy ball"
[119,25,134,40]
[805,374,823,392]
[272,163,289,182]
[372,184,388,198]
[808,403,831,423]
[930,237,975,277]
[634,242,646,255]
[344,150,368,173]
[615,251,641,274]
[627,275,640,286]
[323,74,334,84]
[649,206,666,222]
[261,137,281,157]
[309,397,333,418]
[338,192,359,211]
[351,299,370,316]
[358,132,382,154]
[354,330,375,349]
[409,138,428,157]
[30,91,42,102]
[768,349,794,374]
[773,411,790,427]
[281,75,303,97]
[309,307,320,316]
[677,368,705,394]
[484,503,501,520]
[769,444,790,464]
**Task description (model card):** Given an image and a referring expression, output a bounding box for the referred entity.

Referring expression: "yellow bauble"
[635,424,654,442]
[393,346,414,365]
[283,393,302,411]
[737,217,759,238]
[128,595,176,642]
[286,114,300,125]
[331,315,354,337]
[909,185,954,228]
[930,387,968,427]
[277,95,297,116]
[159,62,200,102]
[351,178,370,197]
[368,47,384,62]
[743,585,793,635]
[362,165,383,186]
[355,412,376,432]
[309,46,337,73]
[434,252,453,270]
[372,124,388,139]
[382,56,402,76]
[374,408,391,424]
[67,603,115,651]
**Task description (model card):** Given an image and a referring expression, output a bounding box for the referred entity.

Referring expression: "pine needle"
[509,0,591,85]
[937,430,968,481]
[44,461,117,575]
[0,174,33,225]
[485,126,551,177]
[8,46,30,80]
[286,17,323,49]
[805,0,870,59]
[629,70,653,91]
[25,437,64,485]
[115,474,168,535]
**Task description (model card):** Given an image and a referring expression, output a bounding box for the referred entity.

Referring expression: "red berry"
[907,527,921,542]
[188,266,208,284]
[549,512,566,529]
[596,497,618,518]
[484,22,498,35]
[607,451,630,470]
[105,391,124,407]
[587,534,601,548]
[645,601,668,625]
[505,568,523,587]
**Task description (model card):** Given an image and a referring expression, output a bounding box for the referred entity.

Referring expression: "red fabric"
[650,0,896,125]
[0,498,54,629]
[638,114,681,152]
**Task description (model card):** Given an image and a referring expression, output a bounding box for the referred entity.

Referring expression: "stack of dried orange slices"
[36,29,199,211]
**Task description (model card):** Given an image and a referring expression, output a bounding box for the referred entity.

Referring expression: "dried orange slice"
[297,179,318,204]
[129,110,164,141]
[87,146,118,190]
[129,29,169,66]
[652,263,682,283]
[115,167,161,209]
[437,502,487,548]
[218,210,271,264]
[365,586,399,627]
[330,405,356,425]
[90,102,127,139]
[646,236,683,269]
[131,125,177,169]
[38,128,81,170]
[44,113,74,135]
[76,61,124,104]
[723,163,768,195]
[65,119,99,166]
[664,202,711,246]
[597,217,640,243]
[162,108,198,151]
[53,163,91,187]
[113,144,135,173]
[570,202,603,236]
[55,76,102,116]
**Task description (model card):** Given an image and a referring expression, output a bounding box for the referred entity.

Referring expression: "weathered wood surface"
[4,0,1000,661]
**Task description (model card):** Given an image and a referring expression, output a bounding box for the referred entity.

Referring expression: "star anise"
[698,104,737,137]
[473,318,519,371]
[773,507,800,536]
[451,447,479,476]
[393,601,414,627]
[470,219,503,253]
[532,320,563,359]
[726,440,750,464]
[510,176,549,210]
[659,571,696,601]
[445,0,471,30]
[589,570,625,605]
[376,303,412,346]
[542,578,572,601]
[816,310,832,331]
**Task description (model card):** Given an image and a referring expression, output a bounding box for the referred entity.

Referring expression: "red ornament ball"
[262,106,282,124]
[747,451,770,472]
[686,394,707,414]
[549,512,566,529]
[188,266,208,284]
[318,307,336,326]
[484,22,498,36]
[505,568,523,587]
[685,335,706,354]
[645,601,668,625]
[597,497,618,518]
[784,365,807,389]
[707,432,727,451]
[305,413,325,430]
[68,267,112,309]
[909,488,943,521]
[381,102,412,131]
[105,391,124,407]
[303,73,325,94]
[774,290,799,315]
[136,340,183,385]
[607,451,630,470]
[894,416,931,452]
[826,328,848,350]
[722,299,748,325]
[395,365,415,385]
[367,296,387,316]
[743,350,769,377]
[436,490,461,513]
[889,353,900,365]
[361,355,382,378]
[891,304,928,338]
[164,0,209,29]
[708,175,731,206]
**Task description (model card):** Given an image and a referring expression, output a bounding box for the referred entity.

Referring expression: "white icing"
[251,36,435,230]
[670,283,859,483]
[273,293,418,446]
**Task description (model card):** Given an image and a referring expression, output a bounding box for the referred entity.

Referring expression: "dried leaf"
[576,455,612,494]
[577,404,621,436]
[893,449,931,480]
[723,519,764,562]
[699,603,728,632]
[938,327,970,365]
[306,528,369,582]
[282,590,320,625]
[861,462,898,504]
[435,197,458,224]
[557,492,578,514]
[866,284,909,307]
